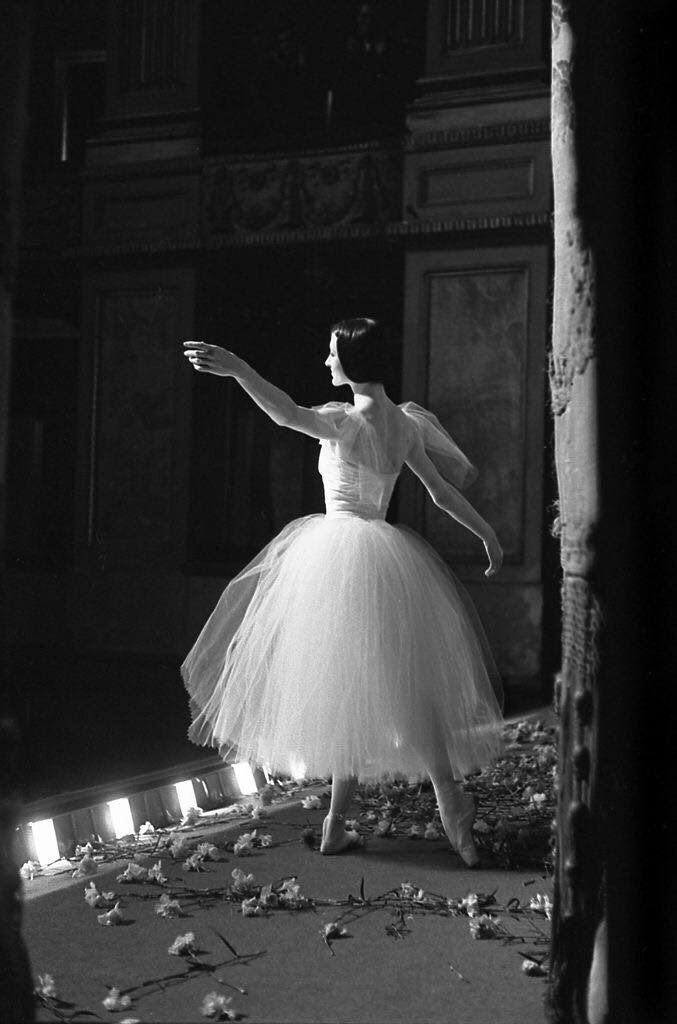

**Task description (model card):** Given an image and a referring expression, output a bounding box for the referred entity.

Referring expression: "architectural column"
[547,4,602,1017]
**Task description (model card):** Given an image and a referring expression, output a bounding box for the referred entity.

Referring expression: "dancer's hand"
[183,341,242,377]
[483,531,503,577]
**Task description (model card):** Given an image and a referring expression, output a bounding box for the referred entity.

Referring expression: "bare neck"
[350,382,387,409]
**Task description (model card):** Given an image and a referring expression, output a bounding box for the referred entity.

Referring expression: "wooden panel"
[421,156,534,206]
[77,269,195,570]
[401,245,547,583]
[405,140,550,221]
[400,244,548,685]
[83,175,199,246]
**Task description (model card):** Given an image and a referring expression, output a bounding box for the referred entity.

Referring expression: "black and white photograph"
[1,2,674,1022]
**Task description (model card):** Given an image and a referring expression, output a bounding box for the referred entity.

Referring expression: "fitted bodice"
[313,400,477,521]
[318,443,398,520]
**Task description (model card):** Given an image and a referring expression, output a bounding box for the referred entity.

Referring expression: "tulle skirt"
[182,513,504,783]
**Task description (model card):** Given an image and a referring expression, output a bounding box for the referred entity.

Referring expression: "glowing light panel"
[233,762,257,795]
[175,780,198,818]
[108,798,135,839]
[290,760,307,782]
[30,818,60,866]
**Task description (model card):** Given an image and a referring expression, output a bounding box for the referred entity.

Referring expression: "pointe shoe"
[450,793,480,868]
[320,813,363,856]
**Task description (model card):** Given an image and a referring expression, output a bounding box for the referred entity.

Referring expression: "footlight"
[232,762,257,796]
[175,780,198,819]
[30,818,60,866]
[108,797,135,839]
[290,760,307,782]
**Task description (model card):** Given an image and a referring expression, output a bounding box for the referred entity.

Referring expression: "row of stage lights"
[26,761,261,868]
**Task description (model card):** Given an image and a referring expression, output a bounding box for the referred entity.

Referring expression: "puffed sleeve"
[400,401,478,490]
[309,401,360,442]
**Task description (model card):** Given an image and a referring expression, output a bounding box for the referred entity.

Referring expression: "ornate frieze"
[202,145,402,237]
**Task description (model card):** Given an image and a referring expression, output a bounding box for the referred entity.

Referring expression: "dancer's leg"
[428,771,479,867]
[320,774,359,854]
[416,727,479,867]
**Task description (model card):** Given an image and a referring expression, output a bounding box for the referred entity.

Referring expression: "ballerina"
[181,318,503,867]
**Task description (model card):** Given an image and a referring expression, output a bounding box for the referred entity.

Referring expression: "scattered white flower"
[424,821,441,840]
[522,958,548,976]
[259,883,279,908]
[147,860,167,884]
[301,795,321,809]
[20,860,41,881]
[168,931,198,956]
[183,852,207,872]
[344,818,359,831]
[469,914,501,939]
[233,831,256,857]
[102,987,132,1011]
[182,807,202,826]
[155,893,183,918]
[241,896,265,917]
[97,901,124,926]
[196,842,219,860]
[406,824,424,838]
[278,877,307,908]
[529,893,553,919]
[460,892,480,917]
[400,881,416,899]
[72,853,98,878]
[35,974,58,999]
[530,792,547,809]
[259,833,273,848]
[84,882,115,908]
[233,841,253,857]
[116,862,148,883]
[201,990,237,1019]
[169,837,192,860]
[230,869,256,895]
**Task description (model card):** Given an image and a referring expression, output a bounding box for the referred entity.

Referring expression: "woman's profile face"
[325,331,350,386]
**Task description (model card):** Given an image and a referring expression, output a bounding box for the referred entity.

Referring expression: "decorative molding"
[83,154,203,182]
[405,118,551,153]
[55,212,551,261]
[204,137,403,165]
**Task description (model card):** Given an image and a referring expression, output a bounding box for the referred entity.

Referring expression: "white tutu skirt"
[182,514,504,783]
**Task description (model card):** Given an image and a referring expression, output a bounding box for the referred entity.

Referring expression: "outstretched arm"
[183,341,341,440]
[405,432,503,577]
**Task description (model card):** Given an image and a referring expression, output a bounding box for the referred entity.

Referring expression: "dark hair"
[331,317,388,384]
